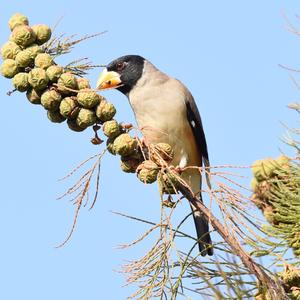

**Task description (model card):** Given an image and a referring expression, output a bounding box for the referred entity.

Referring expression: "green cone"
[0,59,19,78]
[102,120,121,138]
[76,108,97,128]
[15,49,33,68]
[46,65,64,82]
[34,53,53,69]
[77,77,91,89]
[250,177,258,191]
[137,160,159,184]
[113,133,137,156]
[252,158,277,181]
[8,13,29,31]
[26,88,42,104]
[57,72,78,95]
[41,89,62,111]
[11,25,36,47]
[47,110,66,123]
[31,24,51,45]
[28,68,49,90]
[151,142,174,164]
[77,89,100,108]
[59,97,79,119]
[280,267,300,288]
[26,44,43,60]
[95,100,116,122]
[12,72,29,92]
[120,155,142,173]
[1,41,21,60]
[67,119,86,132]
[106,137,117,155]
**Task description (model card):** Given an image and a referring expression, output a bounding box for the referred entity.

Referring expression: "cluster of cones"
[0,13,117,132]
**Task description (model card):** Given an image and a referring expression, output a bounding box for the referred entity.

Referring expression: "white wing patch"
[191,120,196,128]
[179,153,188,168]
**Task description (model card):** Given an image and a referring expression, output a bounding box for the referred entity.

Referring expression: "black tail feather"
[190,202,213,256]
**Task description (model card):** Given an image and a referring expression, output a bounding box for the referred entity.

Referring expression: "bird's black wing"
[185,94,211,188]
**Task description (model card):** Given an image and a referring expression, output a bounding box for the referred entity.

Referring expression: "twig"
[177,182,289,300]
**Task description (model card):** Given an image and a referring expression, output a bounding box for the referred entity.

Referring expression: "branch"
[177,182,289,300]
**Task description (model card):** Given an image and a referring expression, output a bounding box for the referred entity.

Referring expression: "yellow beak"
[96,68,122,90]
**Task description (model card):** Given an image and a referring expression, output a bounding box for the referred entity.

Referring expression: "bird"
[96,55,213,256]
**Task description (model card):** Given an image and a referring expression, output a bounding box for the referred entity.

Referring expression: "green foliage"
[251,107,300,260]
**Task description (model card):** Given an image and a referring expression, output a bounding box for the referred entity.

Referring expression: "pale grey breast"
[128,60,201,168]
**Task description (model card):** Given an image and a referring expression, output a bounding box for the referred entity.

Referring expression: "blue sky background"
[1,1,300,299]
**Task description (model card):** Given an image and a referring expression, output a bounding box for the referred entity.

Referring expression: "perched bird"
[96,55,213,256]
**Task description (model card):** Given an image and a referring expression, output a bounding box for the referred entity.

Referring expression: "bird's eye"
[116,62,127,71]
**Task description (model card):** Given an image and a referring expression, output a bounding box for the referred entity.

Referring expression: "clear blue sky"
[0,1,299,299]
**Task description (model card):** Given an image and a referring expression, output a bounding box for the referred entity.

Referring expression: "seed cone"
[34,53,53,69]
[26,44,43,60]
[26,88,42,104]
[59,97,79,119]
[15,49,33,68]
[280,267,300,289]
[46,65,64,82]
[12,72,30,92]
[47,110,66,123]
[0,59,19,78]
[41,89,62,111]
[1,41,21,60]
[137,160,159,184]
[120,153,143,173]
[76,108,97,128]
[77,77,91,89]
[11,25,36,47]
[67,119,86,132]
[77,89,100,108]
[8,13,29,31]
[28,68,49,90]
[102,120,121,138]
[150,142,174,164]
[106,137,117,155]
[250,177,258,191]
[113,133,137,156]
[96,100,116,122]
[31,24,51,45]
[252,158,278,181]
[57,72,78,95]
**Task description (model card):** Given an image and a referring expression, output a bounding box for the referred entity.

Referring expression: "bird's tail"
[190,200,213,256]
[183,170,213,256]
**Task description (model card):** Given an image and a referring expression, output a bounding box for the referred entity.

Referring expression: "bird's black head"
[97,55,145,95]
